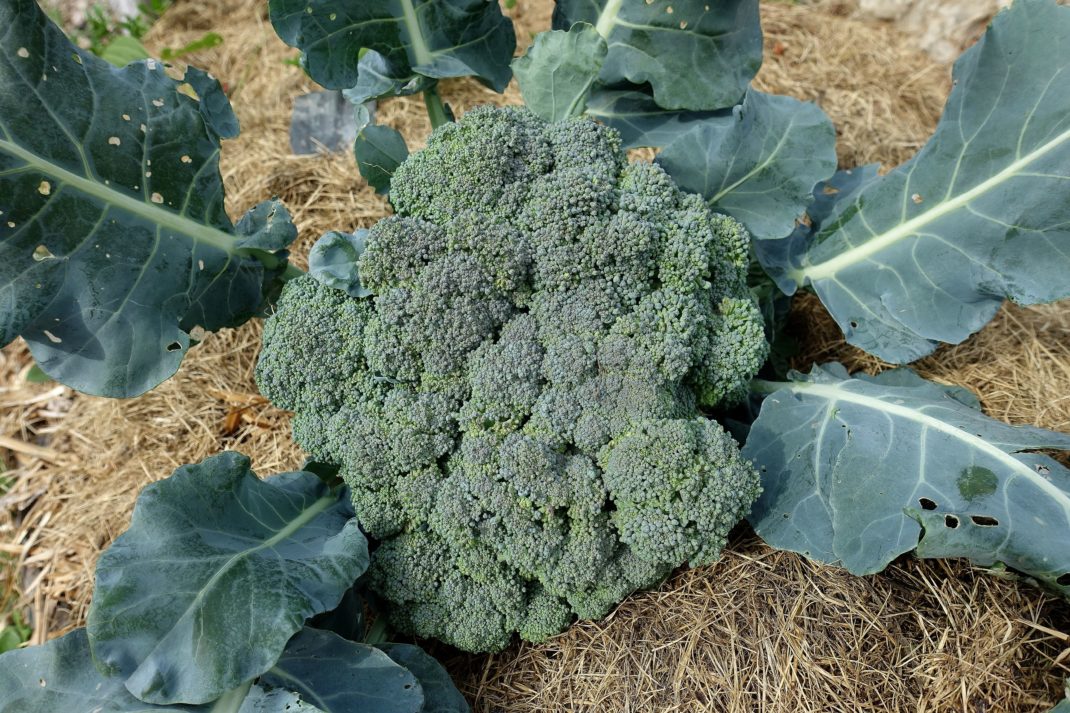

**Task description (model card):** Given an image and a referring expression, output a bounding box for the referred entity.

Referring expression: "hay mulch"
[1,0,1068,710]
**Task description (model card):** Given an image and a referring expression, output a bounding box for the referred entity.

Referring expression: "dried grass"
[0,0,1067,710]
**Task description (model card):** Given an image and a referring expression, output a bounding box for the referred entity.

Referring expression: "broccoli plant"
[256,106,767,650]
[2,0,1070,708]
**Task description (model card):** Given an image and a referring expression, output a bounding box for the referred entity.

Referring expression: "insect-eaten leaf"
[0,0,295,397]
[746,364,1070,600]
[553,0,761,111]
[269,0,515,98]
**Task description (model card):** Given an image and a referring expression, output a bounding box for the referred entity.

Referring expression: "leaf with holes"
[268,0,515,97]
[86,452,368,705]
[552,0,762,111]
[761,0,1070,363]
[513,24,607,122]
[656,89,837,241]
[745,363,1070,598]
[0,0,295,397]
[259,628,426,713]
[376,644,470,713]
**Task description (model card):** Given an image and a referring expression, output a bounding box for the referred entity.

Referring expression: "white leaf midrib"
[0,137,239,256]
[786,381,1070,509]
[793,125,1070,285]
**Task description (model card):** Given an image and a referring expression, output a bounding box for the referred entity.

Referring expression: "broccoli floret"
[256,106,768,652]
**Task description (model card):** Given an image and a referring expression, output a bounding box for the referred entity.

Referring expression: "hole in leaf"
[32,245,55,261]
[849,320,859,329]
[1057,573,1070,587]
[166,341,182,352]
[944,514,959,529]
[970,515,998,527]
[1036,464,1051,475]
[918,497,937,511]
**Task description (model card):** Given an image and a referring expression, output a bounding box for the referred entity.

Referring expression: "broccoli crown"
[257,106,767,652]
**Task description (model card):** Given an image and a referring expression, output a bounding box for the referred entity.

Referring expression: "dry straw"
[1,0,1068,710]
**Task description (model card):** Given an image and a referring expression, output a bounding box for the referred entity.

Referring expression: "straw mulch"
[1,0,1068,711]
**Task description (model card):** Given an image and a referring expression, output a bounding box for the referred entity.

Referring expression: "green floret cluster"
[256,106,768,652]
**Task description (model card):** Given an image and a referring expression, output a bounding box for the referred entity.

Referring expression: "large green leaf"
[268,0,515,97]
[553,0,762,111]
[746,364,1070,597]
[583,88,725,149]
[0,0,294,397]
[0,629,325,713]
[513,24,607,122]
[657,89,837,241]
[377,644,470,713]
[260,628,425,713]
[762,0,1070,363]
[87,452,368,705]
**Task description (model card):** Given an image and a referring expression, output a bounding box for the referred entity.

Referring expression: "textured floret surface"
[257,106,768,652]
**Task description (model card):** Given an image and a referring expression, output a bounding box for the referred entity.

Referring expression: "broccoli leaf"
[553,0,762,111]
[377,644,470,713]
[746,364,1070,599]
[0,0,294,398]
[355,125,409,194]
[583,88,726,149]
[260,628,425,713]
[760,0,1070,363]
[0,629,328,713]
[268,0,515,95]
[513,24,607,122]
[1052,682,1070,713]
[86,452,368,705]
[308,230,373,298]
[657,89,837,241]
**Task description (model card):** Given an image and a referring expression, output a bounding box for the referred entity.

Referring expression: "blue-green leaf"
[583,89,725,149]
[341,51,434,106]
[260,628,424,713]
[86,452,368,705]
[513,24,607,122]
[268,0,515,95]
[0,629,201,712]
[0,0,294,397]
[657,90,837,241]
[1051,681,1070,713]
[553,0,761,111]
[308,230,373,298]
[764,0,1070,363]
[0,629,327,713]
[746,364,1070,598]
[355,125,408,194]
[377,643,470,713]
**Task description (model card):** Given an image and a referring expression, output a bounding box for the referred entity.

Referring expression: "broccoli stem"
[749,378,794,396]
[423,85,450,130]
[364,615,390,645]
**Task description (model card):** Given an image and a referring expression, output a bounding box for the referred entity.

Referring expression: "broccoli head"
[257,106,767,652]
